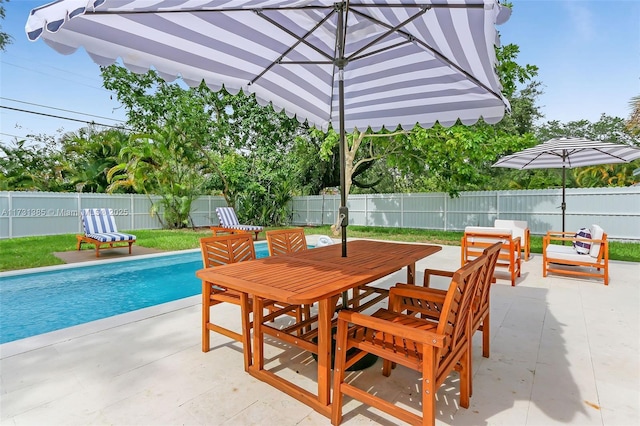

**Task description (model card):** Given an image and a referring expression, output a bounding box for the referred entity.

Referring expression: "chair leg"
[421,345,437,426]
[459,347,470,409]
[482,316,490,358]
[331,320,349,426]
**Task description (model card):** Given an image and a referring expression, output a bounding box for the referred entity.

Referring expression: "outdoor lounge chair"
[331,253,487,426]
[76,208,136,258]
[215,207,263,240]
[543,224,609,285]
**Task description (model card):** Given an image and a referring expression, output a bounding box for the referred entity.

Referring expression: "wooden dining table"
[195,239,441,417]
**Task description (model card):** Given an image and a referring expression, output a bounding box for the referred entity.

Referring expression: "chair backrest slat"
[437,253,487,361]
[473,242,502,319]
[200,233,256,268]
[266,228,308,256]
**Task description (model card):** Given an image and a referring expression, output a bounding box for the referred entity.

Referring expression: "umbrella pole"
[562,165,566,236]
[339,76,347,258]
[337,2,348,258]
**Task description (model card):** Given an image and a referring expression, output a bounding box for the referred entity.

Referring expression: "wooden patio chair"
[200,233,306,371]
[76,208,136,258]
[265,228,311,332]
[331,253,487,426]
[266,227,309,256]
[404,241,502,397]
[200,233,256,372]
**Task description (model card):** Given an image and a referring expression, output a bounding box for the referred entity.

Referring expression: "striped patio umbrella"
[26,0,511,256]
[493,137,640,232]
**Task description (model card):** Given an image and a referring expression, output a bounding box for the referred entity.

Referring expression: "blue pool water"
[0,243,271,344]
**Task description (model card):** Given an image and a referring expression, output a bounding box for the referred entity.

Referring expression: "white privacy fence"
[289,187,640,241]
[1,187,639,240]
[0,192,228,239]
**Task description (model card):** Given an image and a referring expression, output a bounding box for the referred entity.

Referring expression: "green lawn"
[1,225,638,272]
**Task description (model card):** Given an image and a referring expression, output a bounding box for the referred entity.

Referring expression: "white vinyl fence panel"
[289,187,640,241]
[1,187,639,240]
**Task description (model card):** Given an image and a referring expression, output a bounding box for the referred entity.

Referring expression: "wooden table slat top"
[196,240,441,305]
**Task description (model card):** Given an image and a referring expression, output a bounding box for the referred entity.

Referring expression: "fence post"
[8,191,13,238]
[443,193,448,232]
[77,193,82,233]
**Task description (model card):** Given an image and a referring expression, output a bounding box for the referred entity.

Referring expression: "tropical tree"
[107,124,207,228]
[101,64,309,225]
[0,135,68,191]
[0,0,11,52]
[534,114,640,188]
[627,95,640,136]
[59,127,130,193]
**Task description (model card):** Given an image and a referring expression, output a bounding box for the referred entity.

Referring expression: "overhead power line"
[0,106,126,130]
[1,97,126,123]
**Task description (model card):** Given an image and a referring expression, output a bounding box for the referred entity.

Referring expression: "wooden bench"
[542,224,609,285]
[462,226,522,286]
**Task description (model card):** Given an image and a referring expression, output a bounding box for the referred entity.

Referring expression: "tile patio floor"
[1,240,639,425]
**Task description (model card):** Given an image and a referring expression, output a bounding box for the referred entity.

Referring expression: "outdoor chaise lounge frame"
[215,206,263,240]
[77,208,136,258]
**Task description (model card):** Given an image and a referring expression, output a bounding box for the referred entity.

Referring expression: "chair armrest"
[337,309,445,348]
[389,284,446,317]
[423,268,454,287]
[544,232,606,246]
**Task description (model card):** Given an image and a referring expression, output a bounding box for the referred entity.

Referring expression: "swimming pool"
[0,243,272,344]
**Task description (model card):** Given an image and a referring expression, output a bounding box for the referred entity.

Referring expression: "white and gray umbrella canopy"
[26,0,512,255]
[493,137,640,232]
[26,0,511,132]
[492,137,640,170]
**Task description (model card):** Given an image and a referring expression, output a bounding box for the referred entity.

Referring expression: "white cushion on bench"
[545,244,589,263]
[495,219,527,243]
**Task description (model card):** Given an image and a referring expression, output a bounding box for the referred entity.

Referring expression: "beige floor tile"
[1,242,638,426]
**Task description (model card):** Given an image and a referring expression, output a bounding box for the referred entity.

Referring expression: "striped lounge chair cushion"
[215,207,263,232]
[81,208,136,242]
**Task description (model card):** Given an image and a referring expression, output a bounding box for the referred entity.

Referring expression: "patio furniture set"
[193,211,611,425]
[72,207,610,423]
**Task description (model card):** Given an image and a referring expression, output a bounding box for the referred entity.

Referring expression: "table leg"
[317,298,332,406]
[407,262,416,284]
[253,296,265,370]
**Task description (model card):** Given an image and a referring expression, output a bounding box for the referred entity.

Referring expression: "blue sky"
[1,0,638,144]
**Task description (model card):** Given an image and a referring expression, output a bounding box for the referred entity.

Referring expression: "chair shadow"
[258,282,589,425]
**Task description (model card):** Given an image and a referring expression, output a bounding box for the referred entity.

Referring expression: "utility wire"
[1,97,126,123]
[1,106,126,129]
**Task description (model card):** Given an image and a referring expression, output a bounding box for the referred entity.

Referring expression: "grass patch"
[1,225,638,272]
